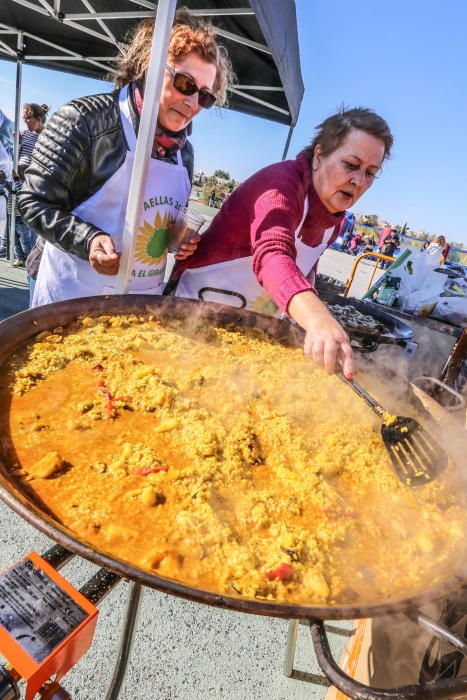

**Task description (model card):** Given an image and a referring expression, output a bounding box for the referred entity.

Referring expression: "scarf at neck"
[132,82,187,158]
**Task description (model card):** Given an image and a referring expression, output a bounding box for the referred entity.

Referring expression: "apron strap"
[119,85,137,152]
[296,195,310,238]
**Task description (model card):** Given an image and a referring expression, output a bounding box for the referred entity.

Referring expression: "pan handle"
[308,617,467,699]
[405,609,467,655]
[338,376,385,419]
[410,377,465,413]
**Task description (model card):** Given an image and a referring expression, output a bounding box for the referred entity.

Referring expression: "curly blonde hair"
[114,8,233,107]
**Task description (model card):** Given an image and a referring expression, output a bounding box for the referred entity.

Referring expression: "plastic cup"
[168,207,205,253]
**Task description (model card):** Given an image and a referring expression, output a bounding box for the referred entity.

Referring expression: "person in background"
[349,231,363,255]
[362,231,376,253]
[19,103,48,177]
[0,141,12,256]
[340,228,353,252]
[0,114,15,256]
[426,235,449,266]
[377,223,392,250]
[20,10,232,307]
[0,109,14,256]
[441,239,451,266]
[2,171,21,257]
[339,210,355,251]
[172,107,393,377]
[208,189,216,207]
[4,103,48,268]
[380,228,400,268]
[0,109,14,160]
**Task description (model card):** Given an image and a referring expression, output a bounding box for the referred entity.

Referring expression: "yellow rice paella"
[0,312,464,605]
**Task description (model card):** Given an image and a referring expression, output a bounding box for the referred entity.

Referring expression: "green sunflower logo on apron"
[135,211,173,265]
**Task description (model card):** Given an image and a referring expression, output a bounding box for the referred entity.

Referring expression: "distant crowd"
[338,213,452,268]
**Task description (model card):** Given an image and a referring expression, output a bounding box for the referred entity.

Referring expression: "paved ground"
[0,257,29,320]
[317,248,383,299]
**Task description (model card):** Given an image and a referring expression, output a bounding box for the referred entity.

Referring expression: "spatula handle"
[341,376,385,419]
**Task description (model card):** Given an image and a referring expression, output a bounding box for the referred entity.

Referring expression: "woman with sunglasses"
[19,10,231,307]
[172,108,393,377]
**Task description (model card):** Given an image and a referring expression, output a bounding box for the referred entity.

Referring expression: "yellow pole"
[366,258,380,291]
[344,252,395,298]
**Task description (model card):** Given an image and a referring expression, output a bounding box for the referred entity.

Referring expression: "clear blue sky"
[1,0,466,245]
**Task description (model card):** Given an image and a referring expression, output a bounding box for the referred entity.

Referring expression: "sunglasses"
[165,65,216,109]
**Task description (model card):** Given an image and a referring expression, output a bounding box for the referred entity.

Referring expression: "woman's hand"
[89,234,120,275]
[174,235,200,261]
[288,290,354,378]
[304,310,353,378]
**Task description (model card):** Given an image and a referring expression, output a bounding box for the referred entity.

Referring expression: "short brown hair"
[114,8,233,106]
[306,107,393,163]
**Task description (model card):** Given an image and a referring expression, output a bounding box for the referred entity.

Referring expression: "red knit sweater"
[175,151,345,311]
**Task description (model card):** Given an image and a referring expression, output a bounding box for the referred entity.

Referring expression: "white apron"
[176,197,335,316]
[33,85,191,307]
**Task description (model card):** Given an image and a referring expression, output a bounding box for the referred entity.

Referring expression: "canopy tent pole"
[113,0,177,294]
[8,29,23,266]
[281,125,294,161]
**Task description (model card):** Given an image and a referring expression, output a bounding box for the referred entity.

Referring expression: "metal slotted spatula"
[341,376,449,486]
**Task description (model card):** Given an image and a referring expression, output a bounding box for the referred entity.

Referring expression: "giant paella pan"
[0,296,465,623]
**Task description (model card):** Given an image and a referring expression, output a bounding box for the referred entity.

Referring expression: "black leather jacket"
[18,86,194,261]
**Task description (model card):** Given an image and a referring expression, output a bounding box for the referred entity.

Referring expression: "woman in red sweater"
[173,107,393,378]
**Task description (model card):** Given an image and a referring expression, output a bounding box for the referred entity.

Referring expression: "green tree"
[213,169,231,180]
[363,214,379,227]
[202,175,231,208]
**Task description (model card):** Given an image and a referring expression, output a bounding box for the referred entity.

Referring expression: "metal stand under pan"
[2,533,467,700]
[283,607,467,699]
[100,584,467,700]
[104,582,144,700]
